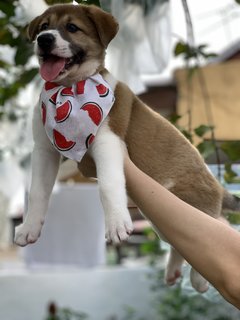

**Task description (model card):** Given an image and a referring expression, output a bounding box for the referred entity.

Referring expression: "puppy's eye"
[66,23,80,33]
[40,23,49,31]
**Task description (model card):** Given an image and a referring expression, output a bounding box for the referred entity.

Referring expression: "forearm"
[124,156,240,308]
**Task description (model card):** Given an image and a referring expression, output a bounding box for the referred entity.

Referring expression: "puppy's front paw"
[105,211,133,244]
[14,221,44,247]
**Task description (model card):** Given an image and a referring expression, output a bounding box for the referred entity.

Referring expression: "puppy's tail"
[222,189,240,212]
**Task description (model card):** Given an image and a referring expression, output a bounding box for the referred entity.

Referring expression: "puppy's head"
[28,4,118,84]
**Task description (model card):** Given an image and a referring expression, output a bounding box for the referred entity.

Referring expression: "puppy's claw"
[105,219,133,244]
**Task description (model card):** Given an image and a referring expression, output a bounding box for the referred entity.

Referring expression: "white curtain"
[101,0,171,93]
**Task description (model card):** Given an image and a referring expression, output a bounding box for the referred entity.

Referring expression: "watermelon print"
[96,84,109,97]
[40,73,114,162]
[76,80,86,95]
[49,91,58,105]
[81,102,103,126]
[85,134,95,149]
[55,100,72,123]
[41,102,46,125]
[45,82,59,91]
[61,87,74,97]
[53,129,76,151]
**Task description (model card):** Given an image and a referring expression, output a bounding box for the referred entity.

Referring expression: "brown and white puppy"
[15,4,240,292]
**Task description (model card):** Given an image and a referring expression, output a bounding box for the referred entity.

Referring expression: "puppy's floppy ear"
[86,5,119,48]
[27,16,42,41]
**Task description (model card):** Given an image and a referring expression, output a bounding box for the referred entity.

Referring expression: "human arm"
[124,155,240,309]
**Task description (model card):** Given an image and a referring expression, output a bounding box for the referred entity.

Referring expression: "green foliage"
[58,308,88,320]
[194,124,214,138]
[224,163,240,184]
[221,141,240,162]
[158,285,209,320]
[45,303,88,320]
[169,112,240,184]
[156,284,238,320]
[0,0,37,111]
[173,39,240,184]
[174,41,217,62]
[197,140,216,159]
[141,228,159,253]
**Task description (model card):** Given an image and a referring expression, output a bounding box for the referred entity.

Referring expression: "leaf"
[202,53,218,59]
[174,42,189,57]
[227,213,240,224]
[168,113,182,124]
[17,68,39,86]
[0,2,15,18]
[0,29,15,46]
[197,141,215,159]
[221,141,240,161]
[224,163,238,183]
[181,129,193,143]
[197,44,208,51]
[235,0,240,4]
[194,124,214,137]
[14,40,34,65]
[0,17,8,28]
[0,59,10,69]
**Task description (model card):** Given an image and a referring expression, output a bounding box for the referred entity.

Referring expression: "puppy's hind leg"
[190,268,209,293]
[165,247,184,286]
[90,121,133,244]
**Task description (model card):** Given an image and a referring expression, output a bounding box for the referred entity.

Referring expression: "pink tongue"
[40,57,66,81]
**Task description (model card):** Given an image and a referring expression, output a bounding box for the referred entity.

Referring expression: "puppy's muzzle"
[37,33,55,53]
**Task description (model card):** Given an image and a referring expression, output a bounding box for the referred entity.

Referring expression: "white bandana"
[40,73,115,162]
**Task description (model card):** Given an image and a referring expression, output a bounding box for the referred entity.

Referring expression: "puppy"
[15,4,240,293]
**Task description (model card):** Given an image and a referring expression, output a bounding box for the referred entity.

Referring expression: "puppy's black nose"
[37,33,55,52]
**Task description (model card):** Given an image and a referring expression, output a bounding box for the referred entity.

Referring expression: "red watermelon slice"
[49,91,58,105]
[61,87,74,97]
[55,100,72,123]
[45,82,59,91]
[76,80,86,95]
[96,84,109,97]
[53,129,76,151]
[85,134,95,148]
[41,103,46,125]
[81,102,103,126]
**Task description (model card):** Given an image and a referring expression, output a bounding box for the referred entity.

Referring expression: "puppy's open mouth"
[39,52,85,82]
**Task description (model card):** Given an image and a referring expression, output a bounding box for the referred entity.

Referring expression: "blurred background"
[0,0,240,319]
